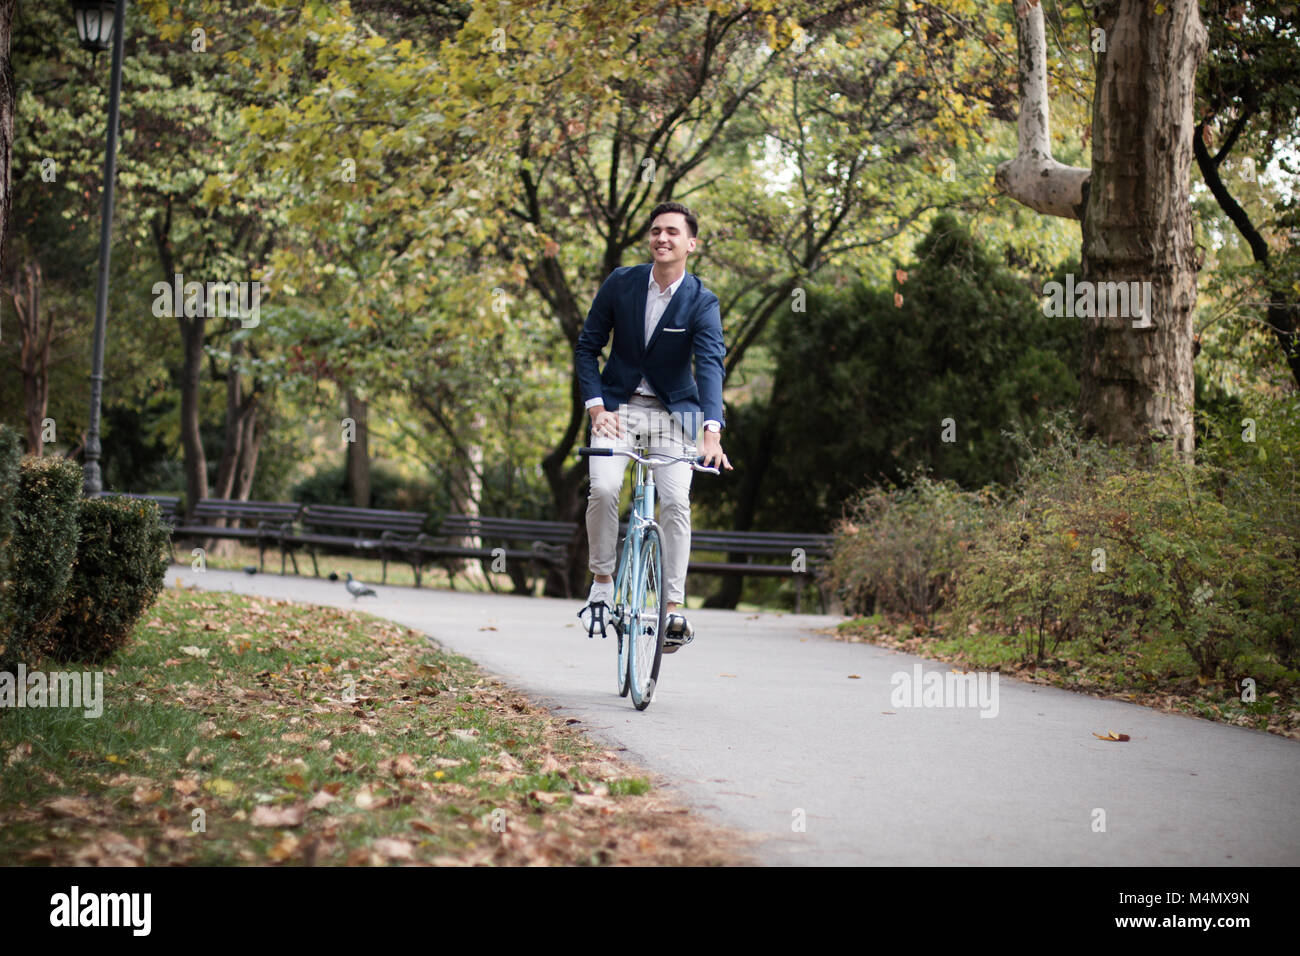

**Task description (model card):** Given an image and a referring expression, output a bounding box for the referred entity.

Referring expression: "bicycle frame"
[577,443,720,709]
[612,451,658,629]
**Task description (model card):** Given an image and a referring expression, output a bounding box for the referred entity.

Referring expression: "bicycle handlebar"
[577,446,722,475]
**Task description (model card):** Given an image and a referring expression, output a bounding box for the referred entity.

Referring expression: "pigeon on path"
[345,572,378,600]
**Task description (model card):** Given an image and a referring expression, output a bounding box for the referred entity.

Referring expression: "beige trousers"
[586,395,696,604]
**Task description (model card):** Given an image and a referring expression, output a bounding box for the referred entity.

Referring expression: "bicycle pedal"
[662,613,693,653]
[577,601,611,639]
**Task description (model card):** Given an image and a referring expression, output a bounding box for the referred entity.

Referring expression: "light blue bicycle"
[577,444,719,710]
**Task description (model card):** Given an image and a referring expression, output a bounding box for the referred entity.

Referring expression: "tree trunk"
[994,0,1090,220]
[1080,0,1206,456]
[999,0,1206,456]
[0,0,14,274]
[11,257,49,455]
[345,389,370,508]
[177,312,208,510]
[213,336,246,500]
[212,351,262,504]
[448,410,488,586]
[233,407,262,500]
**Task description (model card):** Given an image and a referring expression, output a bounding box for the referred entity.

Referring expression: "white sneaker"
[586,580,614,608]
[662,611,694,654]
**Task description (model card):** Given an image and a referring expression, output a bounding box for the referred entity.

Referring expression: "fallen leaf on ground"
[132,785,163,805]
[179,646,209,657]
[1092,731,1131,742]
[267,834,299,861]
[203,778,239,797]
[354,785,389,810]
[251,804,307,827]
[496,751,523,773]
[44,796,95,820]
[373,838,414,860]
[6,742,32,766]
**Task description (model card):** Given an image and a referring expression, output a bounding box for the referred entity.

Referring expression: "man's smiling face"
[649,212,696,271]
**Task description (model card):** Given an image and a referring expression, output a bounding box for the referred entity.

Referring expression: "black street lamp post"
[72,0,127,496]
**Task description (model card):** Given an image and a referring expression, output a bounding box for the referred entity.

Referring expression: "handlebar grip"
[577,447,613,457]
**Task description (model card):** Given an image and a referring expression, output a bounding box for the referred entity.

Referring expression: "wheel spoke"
[629,529,664,709]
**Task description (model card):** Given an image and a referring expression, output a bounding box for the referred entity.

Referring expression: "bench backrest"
[300,504,428,535]
[689,529,833,559]
[191,498,302,525]
[436,514,577,545]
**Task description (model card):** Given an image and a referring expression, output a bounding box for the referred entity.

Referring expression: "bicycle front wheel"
[627,527,666,711]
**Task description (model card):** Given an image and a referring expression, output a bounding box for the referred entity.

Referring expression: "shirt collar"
[648,268,685,297]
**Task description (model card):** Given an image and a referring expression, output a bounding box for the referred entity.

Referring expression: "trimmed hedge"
[1,455,83,669]
[47,496,170,663]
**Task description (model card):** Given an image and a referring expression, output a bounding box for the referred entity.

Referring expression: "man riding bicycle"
[575,201,732,651]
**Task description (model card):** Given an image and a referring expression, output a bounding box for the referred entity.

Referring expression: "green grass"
[0,588,743,866]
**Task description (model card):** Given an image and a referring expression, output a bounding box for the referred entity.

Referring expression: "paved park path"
[176,566,1299,866]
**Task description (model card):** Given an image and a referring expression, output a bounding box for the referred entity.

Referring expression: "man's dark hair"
[647,201,698,238]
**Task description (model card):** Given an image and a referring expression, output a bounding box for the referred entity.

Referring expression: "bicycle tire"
[612,551,631,697]
[615,615,630,698]
[628,527,666,711]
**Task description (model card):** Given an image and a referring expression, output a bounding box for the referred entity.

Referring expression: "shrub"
[0,426,21,641]
[46,496,170,663]
[828,473,992,624]
[1,456,83,669]
[953,411,1300,679]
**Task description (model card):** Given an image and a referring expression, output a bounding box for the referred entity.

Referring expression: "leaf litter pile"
[0,589,751,866]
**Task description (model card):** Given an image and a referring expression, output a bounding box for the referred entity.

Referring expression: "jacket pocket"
[668,384,699,402]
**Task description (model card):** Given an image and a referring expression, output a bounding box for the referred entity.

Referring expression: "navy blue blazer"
[575,263,726,432]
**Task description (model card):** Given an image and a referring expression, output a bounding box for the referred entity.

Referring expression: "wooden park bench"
[278,504,434,584]
[425,514,577,593]
[173,498,303,570]
[688,529,835,613]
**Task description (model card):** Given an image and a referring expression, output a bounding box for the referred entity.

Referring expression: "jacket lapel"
[626,265,651,360]
[646,273,694,354]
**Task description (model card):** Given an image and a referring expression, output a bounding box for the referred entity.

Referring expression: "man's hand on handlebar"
[699,429,733,471]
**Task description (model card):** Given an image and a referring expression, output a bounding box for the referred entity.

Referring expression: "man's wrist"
[702,419,721,434]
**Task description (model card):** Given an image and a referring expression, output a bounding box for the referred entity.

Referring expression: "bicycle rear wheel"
[627,527,666,711]
[614,602,630,698]
[611,541,631,697]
